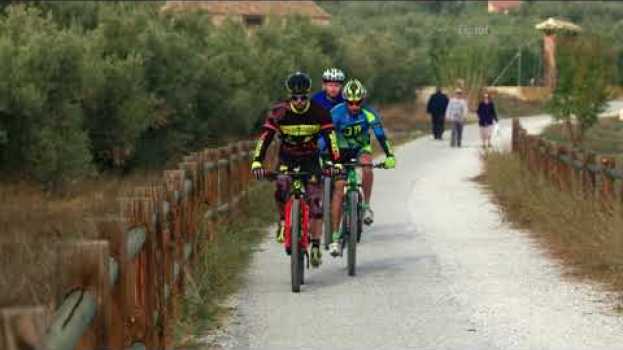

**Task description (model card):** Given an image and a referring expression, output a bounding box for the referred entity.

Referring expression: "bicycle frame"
[339,163,364,238]
[269,171,312,252]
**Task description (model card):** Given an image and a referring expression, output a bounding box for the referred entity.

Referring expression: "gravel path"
[198,103,623,350]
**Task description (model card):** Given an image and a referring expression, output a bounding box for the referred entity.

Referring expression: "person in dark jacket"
[426,87,449,140]
[476,92,498,148]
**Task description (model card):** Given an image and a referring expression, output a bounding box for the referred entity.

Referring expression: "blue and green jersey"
[319,102,392,157]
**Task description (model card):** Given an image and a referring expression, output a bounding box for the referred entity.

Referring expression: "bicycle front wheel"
[347,190,358,276]
[290,198,302,293]
[323,176,332,250]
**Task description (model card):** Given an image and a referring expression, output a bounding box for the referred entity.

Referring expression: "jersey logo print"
[280,124,321,136]
[343,124,363,137]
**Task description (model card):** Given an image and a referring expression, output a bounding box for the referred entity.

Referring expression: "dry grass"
[176,184,276,347]
[494,93,546,118]
[378,102,429,131]
[479,151,623,309]
[377,101,438,145]
[0,170,162,308]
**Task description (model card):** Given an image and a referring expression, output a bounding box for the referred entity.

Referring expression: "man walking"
[446,88,469,148]
[426,87,449,140]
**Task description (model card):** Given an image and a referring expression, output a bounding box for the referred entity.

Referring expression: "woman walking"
[445,88,469,148]
[476,92,498,148]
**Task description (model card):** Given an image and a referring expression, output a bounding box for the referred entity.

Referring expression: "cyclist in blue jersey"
[312,68,346,111]
[314,68,346,157]
[313,68,346,251]
[327,79,396,256]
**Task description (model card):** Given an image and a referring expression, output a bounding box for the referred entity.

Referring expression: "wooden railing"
[512,118,623,204]
[0,139,276,350]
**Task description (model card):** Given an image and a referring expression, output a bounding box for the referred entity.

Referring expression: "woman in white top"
[445,88,469,148]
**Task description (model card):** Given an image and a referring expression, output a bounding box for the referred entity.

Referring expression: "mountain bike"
[336,160,385,276]
[266,169,315,293]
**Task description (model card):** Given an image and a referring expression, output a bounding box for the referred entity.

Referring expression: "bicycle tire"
[357,190,363,243]
[290,198,301,293]
[347,190,358,276]
[299,247,305,285]
[322,176,332,250]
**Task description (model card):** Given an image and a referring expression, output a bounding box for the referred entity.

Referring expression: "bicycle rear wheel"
[347,191,358,276]
[290,198,302,293]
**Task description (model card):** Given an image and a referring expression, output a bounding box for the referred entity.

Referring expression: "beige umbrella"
[535,17,582,34]
[536,17,582,90]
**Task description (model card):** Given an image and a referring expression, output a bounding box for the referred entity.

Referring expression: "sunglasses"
[291,94,308,102]
[347,100,363,106]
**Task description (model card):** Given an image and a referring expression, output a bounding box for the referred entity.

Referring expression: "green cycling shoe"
[276,220,285,243]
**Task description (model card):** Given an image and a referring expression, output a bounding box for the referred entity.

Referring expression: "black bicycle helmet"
[285,72,312,95]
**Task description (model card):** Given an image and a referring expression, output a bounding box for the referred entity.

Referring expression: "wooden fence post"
[227,145,237,207]
[119,191,158,349]
[556,145,571,190]
[547,142,558,185]
[55,240,110,350]
[96,218,131,349]
[123,189,160,350]
[159,189,176,350]
[511,117,520,153]
[525,135,534,172]
[198,148,212,206]
[241,141,253,193]
[537,139,546,178]
[523,130,531,163]
[227,144,240,209]
[600,156,616,205]
[545,142,553,181]
[157,190,177,350]
[236,142,246,195]
[0,307,47,350]
[583,152,597,197]
[203,149,217,207]
[216,147,230,213]
[164,169,185,323]
[235,142,247,202]
[181,159,202,269]
[569,149,581,195]
[202,149,219,241]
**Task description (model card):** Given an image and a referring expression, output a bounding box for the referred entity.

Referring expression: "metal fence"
[0,139,275,350]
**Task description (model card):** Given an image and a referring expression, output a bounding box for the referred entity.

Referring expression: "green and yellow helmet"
[342,79,367,102]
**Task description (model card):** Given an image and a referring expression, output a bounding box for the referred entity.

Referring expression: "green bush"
[3,1,623,189]
[546,34,615,144]
[0,5,94,187]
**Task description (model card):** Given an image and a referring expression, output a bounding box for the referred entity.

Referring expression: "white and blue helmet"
[321,67,346,83]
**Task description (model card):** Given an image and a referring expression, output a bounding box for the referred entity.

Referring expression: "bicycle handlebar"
[338,162,387,169]
[257,162,385,182]
[262,170,316,181]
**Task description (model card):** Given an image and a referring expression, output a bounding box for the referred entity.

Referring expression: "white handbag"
[493,122,501,138]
